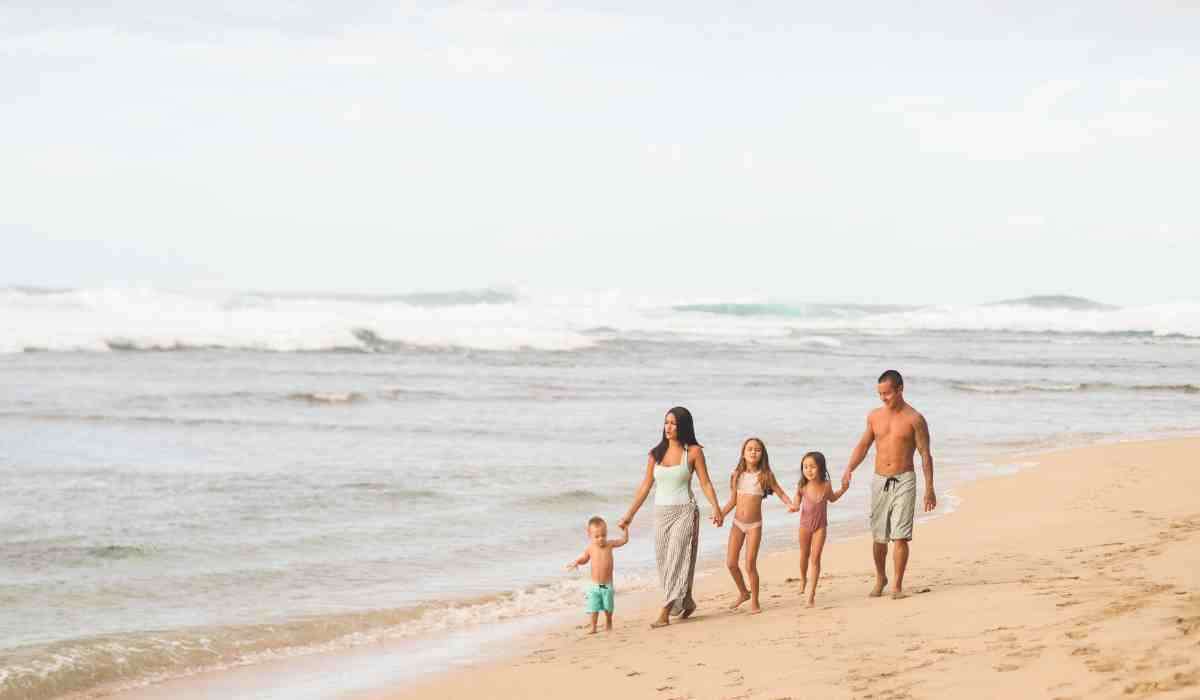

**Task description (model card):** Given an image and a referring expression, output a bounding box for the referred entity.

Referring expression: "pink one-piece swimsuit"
[799,489,829,531]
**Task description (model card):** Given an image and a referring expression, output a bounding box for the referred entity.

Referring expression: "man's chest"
[872,416,912,444]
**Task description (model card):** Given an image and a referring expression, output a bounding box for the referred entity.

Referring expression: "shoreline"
[365,433,1200,700]
[58,431,1200,700]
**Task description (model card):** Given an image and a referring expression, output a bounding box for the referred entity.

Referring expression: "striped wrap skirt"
[654,501,699,616]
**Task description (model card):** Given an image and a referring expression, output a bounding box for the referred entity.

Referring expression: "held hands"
[710,510,724,528]
[787,503,799,513]
[924,488,937,512]
[840,470,852,491]
[617,515,631,530]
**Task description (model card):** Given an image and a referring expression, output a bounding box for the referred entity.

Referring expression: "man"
[840,369,935,599]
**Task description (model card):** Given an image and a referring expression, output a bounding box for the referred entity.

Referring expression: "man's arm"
[915,413,936,512]
[841,417,875,490]
[607,526,630,548]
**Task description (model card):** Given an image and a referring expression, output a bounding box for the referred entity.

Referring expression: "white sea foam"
[0,569,661,700]
[3,286,1197,354]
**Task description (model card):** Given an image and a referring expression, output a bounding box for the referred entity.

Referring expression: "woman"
[618,406,724,628]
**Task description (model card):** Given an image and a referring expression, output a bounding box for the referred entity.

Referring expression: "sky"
[2,2,1198,305]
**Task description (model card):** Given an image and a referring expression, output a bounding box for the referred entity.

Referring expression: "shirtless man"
[840,370,935,599]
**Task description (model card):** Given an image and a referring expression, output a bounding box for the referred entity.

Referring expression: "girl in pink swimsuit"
[719,437,798,614]
[795,451,848,608]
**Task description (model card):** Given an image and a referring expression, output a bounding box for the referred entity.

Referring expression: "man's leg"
[870,542,888,597]
[892,539,909,599]
[869,475,889,597]
[890,474,917,599]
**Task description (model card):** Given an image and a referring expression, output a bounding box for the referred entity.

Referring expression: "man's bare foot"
[869,576,888,597]
[605,624,613,631]
[729,593,751,610]
[649,618,669,629]
[680,607,695,620]
[891,590,908,600]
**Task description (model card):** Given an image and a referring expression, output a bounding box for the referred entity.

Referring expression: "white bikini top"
[736,470,765,496]
[653,446,694,506]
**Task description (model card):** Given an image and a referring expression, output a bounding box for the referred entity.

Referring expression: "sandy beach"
[375,436,1200,700]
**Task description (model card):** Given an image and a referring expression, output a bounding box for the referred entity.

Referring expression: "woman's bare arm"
[618,455,656,529]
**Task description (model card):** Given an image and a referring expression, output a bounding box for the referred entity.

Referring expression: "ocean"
[1,286,1197,699]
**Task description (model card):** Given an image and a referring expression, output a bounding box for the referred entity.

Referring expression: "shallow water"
[1,288,1197,698]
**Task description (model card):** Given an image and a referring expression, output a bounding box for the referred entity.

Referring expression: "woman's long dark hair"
[649,406,701,464]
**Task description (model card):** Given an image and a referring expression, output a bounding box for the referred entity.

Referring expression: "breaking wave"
[2,286,1198,354]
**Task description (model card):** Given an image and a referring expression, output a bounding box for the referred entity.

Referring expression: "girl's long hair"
[649,406,701,464]
[798,451,829,489]
[730,437,774,498]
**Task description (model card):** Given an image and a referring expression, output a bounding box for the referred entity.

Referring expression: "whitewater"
[1,285,1198,699]
[2,286,1198,354]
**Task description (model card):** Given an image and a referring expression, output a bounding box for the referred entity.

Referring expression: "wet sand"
[369,437,1200,699]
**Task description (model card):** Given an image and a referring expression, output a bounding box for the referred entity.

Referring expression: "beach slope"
[377,437,1200,699]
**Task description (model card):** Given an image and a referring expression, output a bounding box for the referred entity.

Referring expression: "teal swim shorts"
[585,583,615,613]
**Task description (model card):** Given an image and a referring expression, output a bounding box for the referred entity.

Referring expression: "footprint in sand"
[1123,670,1200,695]
[1086,658,1123,673]
[1176,616,1200,636]
[995,664,1020,672]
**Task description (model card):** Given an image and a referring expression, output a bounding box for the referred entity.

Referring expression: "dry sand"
[374,437,1200,700]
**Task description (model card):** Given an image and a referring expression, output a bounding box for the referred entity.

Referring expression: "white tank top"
[654,445,694,506]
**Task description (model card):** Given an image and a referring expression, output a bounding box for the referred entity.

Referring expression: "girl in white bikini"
[720,437,797,613]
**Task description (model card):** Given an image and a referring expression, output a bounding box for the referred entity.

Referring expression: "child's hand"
[564,562,578,571]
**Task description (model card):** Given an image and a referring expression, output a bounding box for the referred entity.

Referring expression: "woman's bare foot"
[869,576,888,597]
[891,589,908,600]
[798,579,807,595]
[729,592,751,610]
[748,603,762,615]
[805,598,815,608]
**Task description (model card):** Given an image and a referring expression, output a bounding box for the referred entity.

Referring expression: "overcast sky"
[2,2,1197,304]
